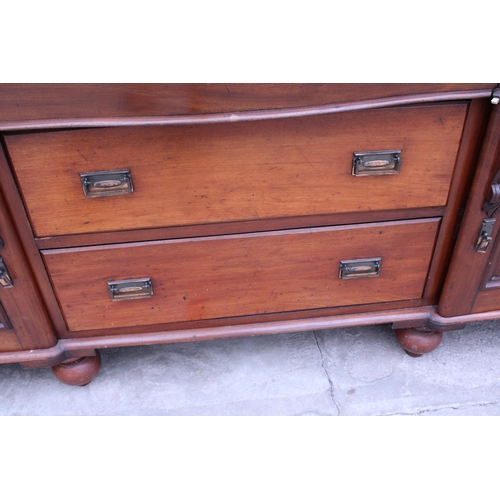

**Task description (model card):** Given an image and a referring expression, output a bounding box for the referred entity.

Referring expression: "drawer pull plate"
[0,258,14,288]
[107,278,153,301]
[80,169,133,198]
[352,150,401,176]
[339,257,381,279]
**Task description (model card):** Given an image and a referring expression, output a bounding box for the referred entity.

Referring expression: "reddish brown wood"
[4,298,500,369]
[5,303,500,368]
[395,328,443,357]
[471,292,500,313]
[392,317,465,332]
[422,98,491,303]
[51,351,101,386]
[62,309,436,352]
[0,305,433,366]
[439,103,500,317]
[6,104,467,238]
[20,348,96,369]
[0,302,12,329]
[477,223,500,292]
[468,129,500,313]
[47,298,424,339]
[470,204,500,314]
[35,206,444,250]
[0,90,490,133]
[0,84,497,378]
[0,187,56,350]
[0,145,69,338]
[0,299,21,352]
[41,219,440,332]
[2,301,500,369]
[0,331,23,352]
[0,84,493,129]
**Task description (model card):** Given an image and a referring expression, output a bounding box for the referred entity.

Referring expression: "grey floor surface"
[2,319,500,416]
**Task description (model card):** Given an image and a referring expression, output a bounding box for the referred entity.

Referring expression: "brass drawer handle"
[339,258,381,279]
[352,150,401,176]
[0,258,14,288]
[80,169,133,198]
[107,278,153,301]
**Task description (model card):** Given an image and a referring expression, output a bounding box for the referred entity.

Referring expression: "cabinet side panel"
[439,103,500,316]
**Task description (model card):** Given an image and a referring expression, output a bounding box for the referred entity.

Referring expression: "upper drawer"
[5,104,467,237]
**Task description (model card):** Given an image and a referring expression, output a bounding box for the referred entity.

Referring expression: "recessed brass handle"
[339,258,382,279]
[107,278,153,301]
[0,258,14,288]
[352,150,401,176]
[80,169,133,198]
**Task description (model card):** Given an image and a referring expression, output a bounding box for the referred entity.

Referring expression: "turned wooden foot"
[395,328,443,357]
[52,351,101,386]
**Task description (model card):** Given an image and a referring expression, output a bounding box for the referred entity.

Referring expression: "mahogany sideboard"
[0,83,499,386]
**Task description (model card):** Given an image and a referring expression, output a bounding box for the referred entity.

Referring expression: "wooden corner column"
[0,168,57,352]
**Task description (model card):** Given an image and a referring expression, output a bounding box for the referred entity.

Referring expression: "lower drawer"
[42,218,440,332]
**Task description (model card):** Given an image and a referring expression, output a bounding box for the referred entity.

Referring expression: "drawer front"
[6,104,466,237]
[42,218,440,332]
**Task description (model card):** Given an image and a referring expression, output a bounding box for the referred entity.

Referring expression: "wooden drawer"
[42,218,440,332]
[6,104,466,238]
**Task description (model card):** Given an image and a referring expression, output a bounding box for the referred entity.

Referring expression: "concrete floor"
[1,319,500,416]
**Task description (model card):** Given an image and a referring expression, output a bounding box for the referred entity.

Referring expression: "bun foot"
[52,351,101,386]
[395,328,443,357]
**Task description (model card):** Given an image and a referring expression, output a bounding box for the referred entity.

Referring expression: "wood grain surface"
[470,158,500,314]
[0,84,493,125]
[0,302,22,352]
[6,103,466,237]
[0,145,70,337]
[438,103,500,316]
[34,206,444,250]
[0,331,22,352]
[42,218,440,332]
[421,98,491,303]
[0,189,56,350]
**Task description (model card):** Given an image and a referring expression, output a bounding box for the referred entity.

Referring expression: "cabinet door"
[439,99,500,317]
[471,236,500,313]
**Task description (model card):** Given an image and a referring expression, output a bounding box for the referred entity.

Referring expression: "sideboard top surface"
[0,84,496,126]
